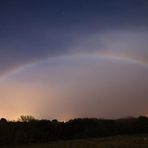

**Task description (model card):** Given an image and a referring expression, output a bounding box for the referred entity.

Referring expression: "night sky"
[0,0,148,121]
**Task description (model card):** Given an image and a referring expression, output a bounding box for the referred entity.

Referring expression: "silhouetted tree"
[0,115,148,146]
[18,115,36,122]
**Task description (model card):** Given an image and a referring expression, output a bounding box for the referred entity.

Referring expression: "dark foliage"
[0,116,148,146]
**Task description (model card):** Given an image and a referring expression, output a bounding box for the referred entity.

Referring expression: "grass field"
[6,134,148,148]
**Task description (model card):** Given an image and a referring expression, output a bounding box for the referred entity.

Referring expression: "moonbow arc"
[0,54,147,82]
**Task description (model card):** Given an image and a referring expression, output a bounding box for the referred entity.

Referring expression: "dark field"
[6,134,148,148]
[1,116,148,147]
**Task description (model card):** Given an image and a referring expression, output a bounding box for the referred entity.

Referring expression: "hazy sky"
[0,0,148,121]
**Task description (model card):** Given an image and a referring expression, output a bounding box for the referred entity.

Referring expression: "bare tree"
[18,115,35,122]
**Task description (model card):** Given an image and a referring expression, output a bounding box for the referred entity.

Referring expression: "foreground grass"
[5,134,148,148]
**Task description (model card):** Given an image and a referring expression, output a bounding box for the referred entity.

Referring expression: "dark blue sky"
[0,0,148,74]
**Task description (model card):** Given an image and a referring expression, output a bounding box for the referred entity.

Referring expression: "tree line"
[0,115,148,146]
